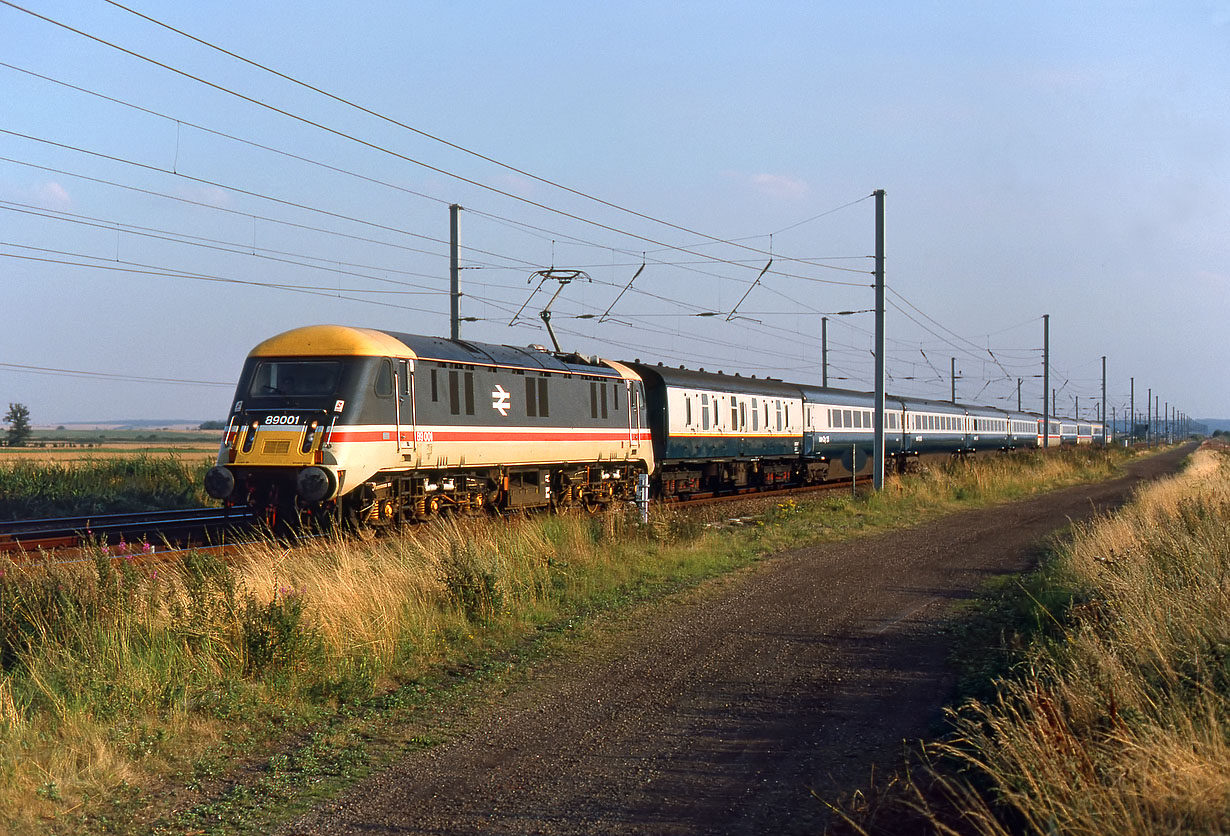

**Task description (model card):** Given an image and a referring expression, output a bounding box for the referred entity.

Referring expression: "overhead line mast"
[873,189,885,491]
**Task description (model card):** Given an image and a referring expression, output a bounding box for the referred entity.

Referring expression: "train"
[203,324,1107,526]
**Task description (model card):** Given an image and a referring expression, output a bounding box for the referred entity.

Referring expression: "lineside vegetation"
[0,447,1128,834]
[830,443,1229,836]
[0,455,215,519]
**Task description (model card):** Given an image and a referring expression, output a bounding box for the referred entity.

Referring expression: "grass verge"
[0,455,215,519]
[828,442,1228,836]
[0,446,1135,834]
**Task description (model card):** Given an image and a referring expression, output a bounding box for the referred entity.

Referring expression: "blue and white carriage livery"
[964,404,1012,451]
[626,363,803,496]
[1006,412,1042,449]
[899,397,971,456]
[796,385,895,477]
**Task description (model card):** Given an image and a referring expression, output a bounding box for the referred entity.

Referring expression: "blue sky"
[2,1,1227,425]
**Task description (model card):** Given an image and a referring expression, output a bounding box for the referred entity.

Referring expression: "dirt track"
[281,446,1193,836]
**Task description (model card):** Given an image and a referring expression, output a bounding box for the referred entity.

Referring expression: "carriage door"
[396,359,415,453]
[626,380,641,454]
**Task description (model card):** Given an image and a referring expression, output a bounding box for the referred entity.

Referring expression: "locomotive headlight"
[301,419,320,454]
[295,466,335,503]
[241,421,259,453]
[204,466,236,500]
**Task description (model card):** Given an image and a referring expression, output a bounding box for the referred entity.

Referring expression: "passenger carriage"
[899,397,969,458]
[962,404,1012,453]
[624,362,802,497]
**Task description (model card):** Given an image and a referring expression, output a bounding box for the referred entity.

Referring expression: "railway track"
[0,506,259,557]
[671,476,868,507]
[0,472,875,563]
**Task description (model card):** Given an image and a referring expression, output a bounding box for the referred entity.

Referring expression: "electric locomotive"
[204,325,654,526]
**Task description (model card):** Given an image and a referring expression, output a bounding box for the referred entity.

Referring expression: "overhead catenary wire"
[95,0,872,274]
[0,361,232,387]
[1,0,871,285]
[0,58,873,297]
[0,248,448,314]
[0,9,1108,408]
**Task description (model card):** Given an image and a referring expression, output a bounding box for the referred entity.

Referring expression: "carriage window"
[685,396,692,427]
[843,409,853,428]
[853,410,863,429]
[702,395,710,430]
[752,402,759,431]
[731,398,739,430]
[740,401,747,430]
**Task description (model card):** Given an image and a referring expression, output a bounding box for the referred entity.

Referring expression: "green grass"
[0,446,1135,835]
[0,455,215,519]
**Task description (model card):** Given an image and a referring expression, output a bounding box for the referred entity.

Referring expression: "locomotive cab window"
[249,360,343,399]
[375,360,394,397]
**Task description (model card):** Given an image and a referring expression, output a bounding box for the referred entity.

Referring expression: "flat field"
[0,429,219,463]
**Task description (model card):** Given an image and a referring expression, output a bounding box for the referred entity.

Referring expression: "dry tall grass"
[0,446,1135,833]
[839,444,1230,835]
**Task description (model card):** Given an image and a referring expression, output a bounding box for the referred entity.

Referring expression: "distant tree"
[199,420,226,430]
[4,403,32,447]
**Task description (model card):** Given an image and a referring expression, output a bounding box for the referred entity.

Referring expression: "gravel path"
[281,446,1192,836]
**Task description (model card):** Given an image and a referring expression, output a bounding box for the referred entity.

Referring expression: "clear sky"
[2,0,1227,426]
